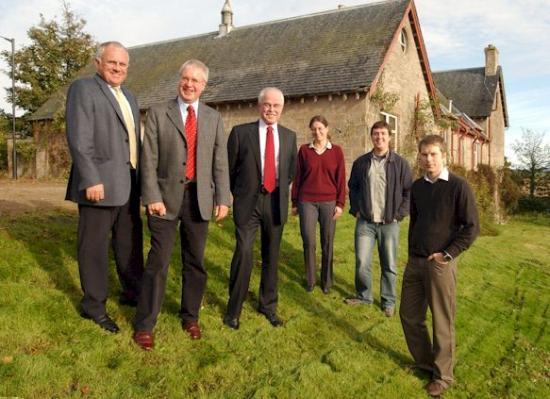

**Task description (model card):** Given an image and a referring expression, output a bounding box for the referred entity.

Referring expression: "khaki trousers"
[399,255,457,387]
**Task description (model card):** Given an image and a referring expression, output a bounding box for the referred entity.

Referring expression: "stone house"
[433,45,509,169]
[29,0,507,178]
[30,0,437,177]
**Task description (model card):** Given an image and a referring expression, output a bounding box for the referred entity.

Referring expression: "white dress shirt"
[424,167,449,184]
[177,97,199,129]
[259,118,280,181]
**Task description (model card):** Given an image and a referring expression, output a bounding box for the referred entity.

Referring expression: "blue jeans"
[354,218,399,309]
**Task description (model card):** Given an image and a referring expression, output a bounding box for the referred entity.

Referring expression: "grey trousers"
[298,201,336,290]
[399,255,457,387]
[134,184,209,331]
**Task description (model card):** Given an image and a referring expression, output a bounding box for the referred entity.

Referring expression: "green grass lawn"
[0,209,548,398]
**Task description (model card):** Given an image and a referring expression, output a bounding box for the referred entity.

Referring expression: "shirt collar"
[177,96,199,114]
[308,141,333,150]
[424,167,449,183]
[259,118,278,131]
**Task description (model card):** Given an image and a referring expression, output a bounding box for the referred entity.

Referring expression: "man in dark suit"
[224,87,297,330]
[132,60,230,350]
[66,41,144,333]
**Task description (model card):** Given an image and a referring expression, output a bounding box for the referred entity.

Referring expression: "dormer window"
[400,28,407,53]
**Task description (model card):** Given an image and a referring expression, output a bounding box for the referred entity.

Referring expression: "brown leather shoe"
[133,331,154,351]
[425,380,447,397]
[182,320,201,340]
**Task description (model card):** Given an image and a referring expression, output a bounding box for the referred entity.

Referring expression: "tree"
[512,128,550,197]
[1,1,95,114]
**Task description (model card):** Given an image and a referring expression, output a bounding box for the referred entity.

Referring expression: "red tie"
[185,105,197,180]
[264,125,276,193]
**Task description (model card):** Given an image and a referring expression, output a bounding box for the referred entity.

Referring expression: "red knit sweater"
[291,143,346,207]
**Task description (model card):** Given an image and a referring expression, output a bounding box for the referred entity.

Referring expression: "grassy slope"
[0,210,548,398]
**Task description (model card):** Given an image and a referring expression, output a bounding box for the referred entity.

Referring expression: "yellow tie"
[114,87,137,169]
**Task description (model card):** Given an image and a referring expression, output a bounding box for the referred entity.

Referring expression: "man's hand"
[428,252,448,265]
[215,205,229,222]
[147,202,167,216]
[85,184,104,202]
[333,206,343,220]
[291,207,298,216]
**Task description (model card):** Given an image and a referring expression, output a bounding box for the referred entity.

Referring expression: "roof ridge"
[128,0,407,50]
[433,66,484,74]
[229,0,407,30]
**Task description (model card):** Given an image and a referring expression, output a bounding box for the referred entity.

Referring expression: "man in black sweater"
[400,135,479,398]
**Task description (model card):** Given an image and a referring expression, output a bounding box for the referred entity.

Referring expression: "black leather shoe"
[223,315,240,330]
[81,312,120,333]
[263,313,283,327]
[305,285,314,293]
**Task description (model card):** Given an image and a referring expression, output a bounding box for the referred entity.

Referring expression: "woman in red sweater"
[291,115,346,294]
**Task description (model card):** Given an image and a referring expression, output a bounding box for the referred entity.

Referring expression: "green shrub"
[499,164,522,214]
[449,164,500,236]
[517,196,550,213]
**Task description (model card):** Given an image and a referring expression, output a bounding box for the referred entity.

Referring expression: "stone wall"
[6,136,33,178]
[215,93,369,177]
[488,85,506,168]
[374,17,435,161]
[32,120,70,178]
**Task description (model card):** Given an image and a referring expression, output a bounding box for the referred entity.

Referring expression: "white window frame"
[474,141,481,168]
[460,137,466,167]
[380,112,398,150]
[400,28,408,53]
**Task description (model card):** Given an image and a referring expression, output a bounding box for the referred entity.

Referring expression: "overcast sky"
[1,0,549,163]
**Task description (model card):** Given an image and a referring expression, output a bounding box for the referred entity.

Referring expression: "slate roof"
[435,87,485,136]
[31,0,410,120]
[433,66,509,127]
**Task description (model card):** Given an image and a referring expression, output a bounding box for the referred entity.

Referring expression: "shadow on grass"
[2,202,82,311]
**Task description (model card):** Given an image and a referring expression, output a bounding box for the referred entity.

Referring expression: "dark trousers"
[77,170,143,318]
[134,184,209,331]
[298,201,336,290]
[399,255,457,388]
[226,189,283,318]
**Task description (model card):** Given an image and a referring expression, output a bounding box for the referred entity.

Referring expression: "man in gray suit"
[66,41,144,333]
[132,59,230,350]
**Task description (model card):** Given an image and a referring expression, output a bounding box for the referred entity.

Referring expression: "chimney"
[484,44,499,76]
[218,0,234,36]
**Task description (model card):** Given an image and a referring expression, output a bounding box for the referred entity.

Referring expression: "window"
[380,112,398,149]
[460,138,465,167]
[474,142,481,168]
[399,28,408,53]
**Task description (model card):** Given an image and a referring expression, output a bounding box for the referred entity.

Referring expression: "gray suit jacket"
[141,99,230,221]
[65,74,141,206]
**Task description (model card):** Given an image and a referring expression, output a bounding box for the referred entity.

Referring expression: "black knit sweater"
[408,172,479,258]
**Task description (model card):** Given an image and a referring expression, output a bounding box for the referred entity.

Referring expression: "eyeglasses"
[261,103,283,110]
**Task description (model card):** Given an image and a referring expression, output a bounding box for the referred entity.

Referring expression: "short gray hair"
[95,41,128,61]
[179,59,209,83]
[258,87,284,104]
